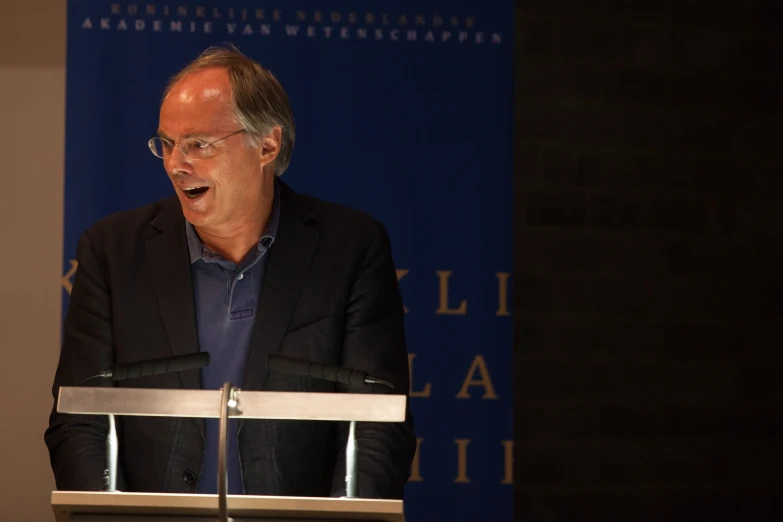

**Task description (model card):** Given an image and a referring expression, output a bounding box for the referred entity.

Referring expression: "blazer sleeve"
[44,230,127,491]
[329,219,417,499]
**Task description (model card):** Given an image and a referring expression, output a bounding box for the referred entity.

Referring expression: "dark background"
[513,0,782,520]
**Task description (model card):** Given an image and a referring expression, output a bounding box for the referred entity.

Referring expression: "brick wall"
[513,1,782,520]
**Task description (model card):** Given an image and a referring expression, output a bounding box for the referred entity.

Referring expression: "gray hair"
[163,44,295,176]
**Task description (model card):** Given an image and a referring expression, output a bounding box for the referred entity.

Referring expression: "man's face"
[158,67,264,231]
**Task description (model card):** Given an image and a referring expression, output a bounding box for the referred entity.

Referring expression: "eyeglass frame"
[148,129,246,160]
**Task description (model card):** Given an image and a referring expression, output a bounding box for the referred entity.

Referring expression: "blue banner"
[63,1,514,520]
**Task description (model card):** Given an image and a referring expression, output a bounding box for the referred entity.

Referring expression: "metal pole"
[103,413,118,492]
[345,420,357,497]
[217,382,232,522]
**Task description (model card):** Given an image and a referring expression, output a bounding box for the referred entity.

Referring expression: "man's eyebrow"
[158,129,214,139]
[182,132,212,140]
[157,130,212,141]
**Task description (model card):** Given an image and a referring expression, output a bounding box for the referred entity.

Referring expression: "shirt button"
[182,470,197,485]
[237,273,244,280]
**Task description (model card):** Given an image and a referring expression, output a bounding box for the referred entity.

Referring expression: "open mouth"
[182,186,209,199]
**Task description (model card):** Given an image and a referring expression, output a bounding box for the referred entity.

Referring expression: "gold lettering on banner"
[62,260,78,295]
[273,10,282,21]
[381,13,390,25]
[456,355,498,399]
[364,13,374,24]
[395,269,409,313]
[410,438,424,481]
[127,4,138,15]
[296,10,306,21]
[111,3,120,14]
[348,12,357,23]
[177,6,187,17]
[501,440,513,484]
[331,12,340,23]
[436,270,467,315]
[256,9,264,20]
[496,272,511,316]
[454,439,470,483]
[228,8,234,18]
[163,5,169,16]
[466,17,475,28]
[433,15,443,26]
[408,354,431,397]
[415,15,425,25]
[145,5,155,15]
[241,8,247,21]
[314,11,323,22]
[195,7,205,17]
[450,16,459,27]
[212,7,221,18]
[398,15,408,25]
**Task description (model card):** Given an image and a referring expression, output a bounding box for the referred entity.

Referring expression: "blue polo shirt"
[185,182,280,494]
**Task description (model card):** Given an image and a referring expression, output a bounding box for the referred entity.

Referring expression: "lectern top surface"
[51,491,404,522]
[57,387,406,422]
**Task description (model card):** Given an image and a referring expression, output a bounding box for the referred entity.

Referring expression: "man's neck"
[195,188,274,264]
[196,218,268,265]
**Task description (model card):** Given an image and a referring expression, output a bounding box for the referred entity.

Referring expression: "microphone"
[268,354,394,389]
[79,352,211,384]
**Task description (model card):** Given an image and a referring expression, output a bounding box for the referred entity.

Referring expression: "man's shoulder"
[83,196,179,246]
[292,189,389,242]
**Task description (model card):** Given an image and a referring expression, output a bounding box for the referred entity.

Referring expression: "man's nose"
[166,145,193,175]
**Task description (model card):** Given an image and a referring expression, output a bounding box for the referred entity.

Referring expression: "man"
[45,44,416,499]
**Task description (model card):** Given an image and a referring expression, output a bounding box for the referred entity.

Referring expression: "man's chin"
[178,200,213,228]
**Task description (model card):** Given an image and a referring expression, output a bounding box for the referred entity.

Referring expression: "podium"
[51,384,407,522]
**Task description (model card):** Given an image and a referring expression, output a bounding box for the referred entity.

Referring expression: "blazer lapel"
[243,182,318,392]
[145,197,202,391]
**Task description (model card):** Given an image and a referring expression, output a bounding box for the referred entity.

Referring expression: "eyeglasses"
[148,129,246,160]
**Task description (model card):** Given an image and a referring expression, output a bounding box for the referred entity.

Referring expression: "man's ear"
[258,127,282,169]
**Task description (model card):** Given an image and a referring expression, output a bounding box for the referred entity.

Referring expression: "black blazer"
[45,180,416,498]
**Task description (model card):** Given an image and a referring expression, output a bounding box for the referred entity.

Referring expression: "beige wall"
[0,1,66,519]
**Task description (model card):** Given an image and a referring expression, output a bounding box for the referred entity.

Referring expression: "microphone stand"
[344,379,393,498]
[78,351,211,495]
[77,374,119,493]
[103,414,118,492]
[345,420,357,498]
[264,355,397,500]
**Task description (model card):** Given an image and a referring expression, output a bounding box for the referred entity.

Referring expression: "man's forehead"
[164,68,230,105]
[160,69,233,134]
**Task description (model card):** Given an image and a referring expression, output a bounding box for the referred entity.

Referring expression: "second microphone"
[268,355,393,389]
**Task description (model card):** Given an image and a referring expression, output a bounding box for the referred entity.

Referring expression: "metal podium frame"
[52,385,407,522]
